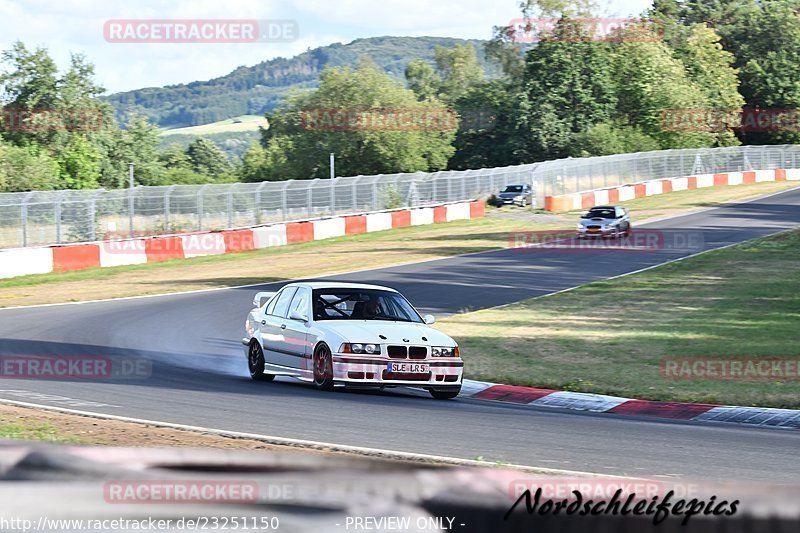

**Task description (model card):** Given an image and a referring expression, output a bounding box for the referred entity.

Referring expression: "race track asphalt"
[1,187,799,483]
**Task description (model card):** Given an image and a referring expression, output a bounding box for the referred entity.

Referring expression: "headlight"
[515,195,524,200]
[432,346,460,357]
[340,343,381,354]
[576,223,583,230]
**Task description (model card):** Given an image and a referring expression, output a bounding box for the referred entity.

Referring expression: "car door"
[273,287,312,369]
[260,286,296,366]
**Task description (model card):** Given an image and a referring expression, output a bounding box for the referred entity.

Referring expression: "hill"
[105,36,499,129]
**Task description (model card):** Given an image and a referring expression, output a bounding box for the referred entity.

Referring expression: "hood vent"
[379,334,387,340]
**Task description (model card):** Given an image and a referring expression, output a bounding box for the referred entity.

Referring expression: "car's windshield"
[503,185,524,193]
[583,208,616,219]
[312,288,423,322]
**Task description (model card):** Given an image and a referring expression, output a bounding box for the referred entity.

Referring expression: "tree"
[515,18,617,161]
[0,141,62,191]
[99,114,164,187]
[405,59,441,101]
[521,0,597,18]
[187,137,231,178]
[674,24,744,146]
[259,62,456,179]
[57,135,101,189]
[0,41,59,110]
[158,143,192,170]
[613,33,716,149]
[433,45,484,103]
[571,123,660,157]
[734,1,800,144]
[484,26,526,81]
[448,80,522,169]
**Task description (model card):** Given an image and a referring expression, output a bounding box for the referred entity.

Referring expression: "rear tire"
[248,341,274,382]
[430,388,460,400]
[313,343,334,391]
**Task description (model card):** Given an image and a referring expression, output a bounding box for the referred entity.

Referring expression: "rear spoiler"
[252,291,277,308]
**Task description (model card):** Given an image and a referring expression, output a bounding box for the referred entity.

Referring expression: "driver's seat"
[351,301,366,318]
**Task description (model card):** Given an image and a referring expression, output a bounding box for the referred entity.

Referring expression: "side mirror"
[252,291,276,308]
[289,310,309,322]
[423,314,436,325]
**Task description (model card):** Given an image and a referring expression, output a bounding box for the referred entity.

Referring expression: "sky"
[1,0,652,94]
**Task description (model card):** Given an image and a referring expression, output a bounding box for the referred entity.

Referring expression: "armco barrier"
[0,201,484,280]
[544,168,800,211]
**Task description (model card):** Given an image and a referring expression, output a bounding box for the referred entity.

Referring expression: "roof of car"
[590,205,621,209]
[284,281,398,292]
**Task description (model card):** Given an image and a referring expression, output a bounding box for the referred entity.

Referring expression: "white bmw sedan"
[242,282,463,399]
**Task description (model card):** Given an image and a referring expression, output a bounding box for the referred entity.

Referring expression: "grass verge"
[438,228,800,409]
[0,403,325,451]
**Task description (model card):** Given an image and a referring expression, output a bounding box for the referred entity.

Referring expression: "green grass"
[0,421,86,444]
[439,228,800,408]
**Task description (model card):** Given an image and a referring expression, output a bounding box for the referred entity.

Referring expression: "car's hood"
[321,321,456,346]
[579,217,615,226]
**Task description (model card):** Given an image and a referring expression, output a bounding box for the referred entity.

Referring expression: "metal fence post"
[308,179,317,218]
[89,195,97,241]
[255,182,267,225]
[373,177,380,210]
[165,185,175,231]
[281,182,290,221]
[55,199,62,244]
[227,184,235,228]
[331,177,337,216]
[197,184,209,231]
[20,194,30,247]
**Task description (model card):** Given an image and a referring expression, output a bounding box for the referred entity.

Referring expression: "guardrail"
[2,145,799,249]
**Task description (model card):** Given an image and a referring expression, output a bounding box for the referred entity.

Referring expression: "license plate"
[388,362,430,373]
[588,229,600,233]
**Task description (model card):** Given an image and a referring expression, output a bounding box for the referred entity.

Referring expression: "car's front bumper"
[577,227,617,237]
[331,354,463,388]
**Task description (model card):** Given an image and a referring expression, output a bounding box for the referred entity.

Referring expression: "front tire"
[430,388,461,400]
[248,341,274,381]
[313,343,334,391]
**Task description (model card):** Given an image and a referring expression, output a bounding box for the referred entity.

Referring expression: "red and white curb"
[461,380,800,429]
[0,201,484,280]
[544,168,800,211]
